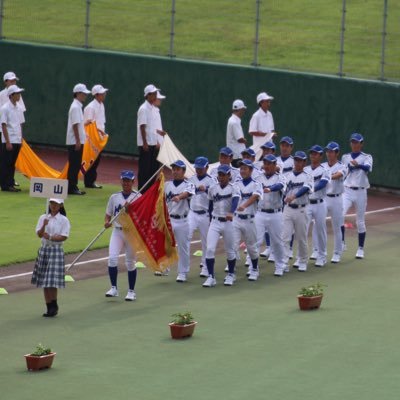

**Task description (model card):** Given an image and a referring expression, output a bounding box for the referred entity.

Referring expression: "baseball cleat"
[298,263,307,272]
[224,265,229,272]
[274,269,284,277]
[176,273,187,282]
[310,250,318,260]
[267,253,275,263]
[199,266,209,277]
[224,273,236,286]
[315,258,326,267]
[105,286,119,297]
[202,276,216,287]
[248,269,259,281]
[292,259,300,268]
[245,255,251,266]
[125,290,136,301]
[260,247,271,258]
[331,253,341,263]
[356,248,364,259]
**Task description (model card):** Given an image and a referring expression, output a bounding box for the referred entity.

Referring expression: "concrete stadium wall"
[0,41,399,188]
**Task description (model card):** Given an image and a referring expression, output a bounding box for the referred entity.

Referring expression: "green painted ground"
[1,221,399,400]
[2,0,400,80]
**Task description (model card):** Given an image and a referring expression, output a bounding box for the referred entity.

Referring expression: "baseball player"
[203,164,239,287]
[226,99,247,168]
[249,92,276,147]
[282,151,313,271]
[256,154,287,276]
[188,156,215,277]
[209,146,240,182]
[240,148,263,179]
[341,133,373,259]
[104,171,141,301]
[304,145,330,267]
[323,142,347,263]
[165,160,195,282]
[233,159,264,281]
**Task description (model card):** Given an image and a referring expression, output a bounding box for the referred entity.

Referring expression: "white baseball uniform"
[165,179,195,275]
[276,155,294,177]
[209,163,240,182]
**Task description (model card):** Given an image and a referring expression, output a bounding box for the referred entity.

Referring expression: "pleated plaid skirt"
[31,244,65,288]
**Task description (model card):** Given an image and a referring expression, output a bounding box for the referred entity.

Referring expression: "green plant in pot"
[24,344,56,371]
[298,283,326,310]
[169,312,197,339]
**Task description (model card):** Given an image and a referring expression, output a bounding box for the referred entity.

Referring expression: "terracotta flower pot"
[298,295,323,311]
[169,322,197,339]
[24,352,56,371]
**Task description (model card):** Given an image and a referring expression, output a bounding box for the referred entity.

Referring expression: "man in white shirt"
[83,84,109,189]
[226,99,247,167]
[248,92,276,147]
[0,85,25,192]
[0,72,26,111]
[66,83,90,195]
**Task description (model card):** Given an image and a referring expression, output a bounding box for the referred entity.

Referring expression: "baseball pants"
[206,219,236,261]
[343,187,367,233]
[233,217,259,260]
[326,195,344,255]
[108,228,136,270]
[307,201,328,261]
[171,218,190,274]
[188,211,210,267]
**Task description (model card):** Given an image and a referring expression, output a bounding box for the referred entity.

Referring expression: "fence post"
[0,0,4,40]
[380,0,388,81]
[168,0,176,57]
[252,0,261,66]
[338,0,346,77]
[84,0,91,48]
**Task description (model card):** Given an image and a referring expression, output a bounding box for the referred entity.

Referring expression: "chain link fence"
[1,0,399,82]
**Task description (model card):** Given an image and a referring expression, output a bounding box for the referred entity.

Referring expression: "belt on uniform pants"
[349,187,365,190]
[234,214,255,220]
[212,216,227,222]
[327,194,341,197]
[309,199,324,204]
[115,227,123,230]
[288,204,306,209]
[170,214,187,219]
[192,210,207,215]
[261,208,282,213]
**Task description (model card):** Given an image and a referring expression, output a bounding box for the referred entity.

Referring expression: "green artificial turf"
[0,172,119,266]
[1,220,399,399]
[2,0,400,80]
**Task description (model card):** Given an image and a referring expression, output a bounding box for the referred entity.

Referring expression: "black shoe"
[2,186,21,192]
[68,189,86,195]
[85,183,102,189]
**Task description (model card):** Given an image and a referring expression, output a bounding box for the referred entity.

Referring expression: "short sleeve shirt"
[0,101,25,143]
[66,99,86,145]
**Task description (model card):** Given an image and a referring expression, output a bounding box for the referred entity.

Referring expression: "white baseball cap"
[91,84,108,95]
[49,198,64,204]
[3,72,19,82]
[144,84,159,97]
[232,99,247,110]
[7,85,24,96]
[257,92,274,103]
[73,83,90,94]
[157,91,166,99]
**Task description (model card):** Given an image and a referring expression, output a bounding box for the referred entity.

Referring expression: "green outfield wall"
[0,41,399,188]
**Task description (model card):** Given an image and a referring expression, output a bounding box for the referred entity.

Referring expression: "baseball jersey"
[0,101,25,143]
[276,155,293,176]
[234,178,263,216]
[165,179,195,216]
[36,212,71,246]
[285,170,314,206]
[256,172,287,210]
[137,100,158,146]
[209,163,240,182]
[106,191,141,228]
[322,161,347,195]
[304,164,330,200]
[208,182,240,218]
[342,152,373,189]
[189,174,215,212]
[226,114,246,158]
[84,99,106,132]
[66,99,86,145]
[248,108,275,147]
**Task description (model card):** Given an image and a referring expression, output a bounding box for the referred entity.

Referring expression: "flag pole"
[66,164,166,272]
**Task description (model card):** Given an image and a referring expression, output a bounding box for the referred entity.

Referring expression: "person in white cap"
[226,99,247,168]
[66,83,90,195]
[83,84,109,189]
[0,85,25,192]
[0,72,26,111]
[248,92,276,148]
[137,84,164,192]
[154,90,167,148]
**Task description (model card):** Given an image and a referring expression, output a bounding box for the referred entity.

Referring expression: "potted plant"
[169,312,197,339]
[24,343,56,371]
[297,283,326,311]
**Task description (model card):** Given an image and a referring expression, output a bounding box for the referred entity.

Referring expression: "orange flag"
[118,172,178,272]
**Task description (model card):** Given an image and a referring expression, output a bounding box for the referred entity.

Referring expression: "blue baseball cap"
[170,160,186,169]
[263,154,277,163]
[309,144,324,154]
[325,141,340,151]
[217,164,231,174]
[261,141,276,150]
[239,159,254,169]
[193,156,209,168]
[219,146,233,156]
[280,136,294,145]
[293,151,307,160]
[241,148,256,157]
[350,133,364,142]
[120,170,135,180]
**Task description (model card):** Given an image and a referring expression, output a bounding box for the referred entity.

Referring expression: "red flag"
[118,172,178,272]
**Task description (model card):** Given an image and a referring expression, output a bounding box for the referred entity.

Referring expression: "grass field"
[2,0,400,80]
[1,218,399,399]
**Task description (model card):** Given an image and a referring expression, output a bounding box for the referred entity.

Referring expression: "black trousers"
[138,145,159,193]
[0,143,21,190]
[67,145,83,192]
[84,151,101,186]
